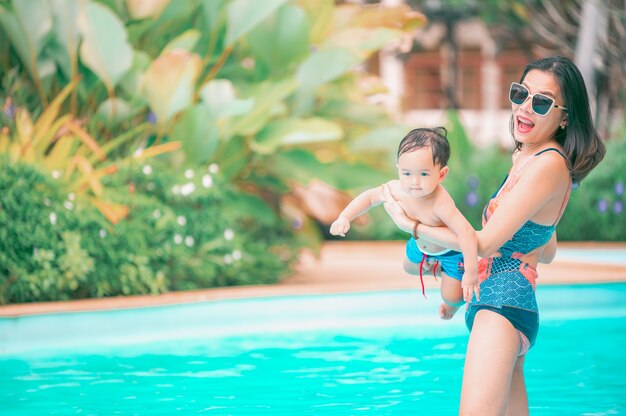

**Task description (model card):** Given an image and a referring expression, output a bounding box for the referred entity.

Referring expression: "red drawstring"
[419,256,427,298]
[418,255,440,298]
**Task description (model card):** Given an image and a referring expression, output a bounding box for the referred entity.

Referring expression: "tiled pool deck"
[1,241,625,317]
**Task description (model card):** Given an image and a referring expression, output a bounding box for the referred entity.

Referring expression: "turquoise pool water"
[1,283,625,415]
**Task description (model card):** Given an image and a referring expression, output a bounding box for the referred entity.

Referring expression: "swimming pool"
[1,283,625,415]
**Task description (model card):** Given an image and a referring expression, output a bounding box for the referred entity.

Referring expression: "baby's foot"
[439,303,460,320]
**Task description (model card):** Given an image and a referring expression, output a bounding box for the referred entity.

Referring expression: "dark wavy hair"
[397,127,451,167]
[511,56,605,184]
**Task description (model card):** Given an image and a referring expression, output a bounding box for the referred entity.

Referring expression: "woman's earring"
[560,124,566,130]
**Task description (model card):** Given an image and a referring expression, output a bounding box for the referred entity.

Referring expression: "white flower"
[184,169,194,179]
[180,183,196,196]
[176,215,187,226]
[63,201,74,211]
[174,234,183,244]
[153,209,161,219]
[208,163,219,174]
[223,254,233,264]
[133,148,144,158]
[68,193,76,201]
[232,250,242,261]
[202,174,213,188]
[99,229,107,238]
[142,164,153,175]
[51,170,61,179]
[43,198,51,207]
[184,236,195,247]
[49,212,57,225]
[224,229,234,241]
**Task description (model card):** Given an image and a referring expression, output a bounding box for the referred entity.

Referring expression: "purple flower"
[597,199,609,213]
[292,218,303,230]
[465,191,479,207]
[467,176,479,190]
[2,99,15,119]
[614,201,623,214]
[615,182,624,196]
[146,111,157,124]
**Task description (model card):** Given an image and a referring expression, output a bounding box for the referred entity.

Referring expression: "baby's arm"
[329,184,387,237]
[436,198,479,302]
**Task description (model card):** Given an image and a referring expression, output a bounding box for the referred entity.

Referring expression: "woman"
[382,56,605,415]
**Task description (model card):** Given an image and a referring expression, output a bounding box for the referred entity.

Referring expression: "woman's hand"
[381,184,414,234]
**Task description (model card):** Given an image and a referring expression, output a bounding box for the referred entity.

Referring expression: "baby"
[330,127,479,319]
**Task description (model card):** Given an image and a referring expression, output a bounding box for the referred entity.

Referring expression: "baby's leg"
[402,256,434,275]
[439,273,464,320]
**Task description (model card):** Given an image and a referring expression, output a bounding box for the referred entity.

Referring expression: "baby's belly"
[415,240,449,255]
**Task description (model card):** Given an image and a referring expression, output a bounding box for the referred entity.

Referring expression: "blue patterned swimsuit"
[465,148,571,349]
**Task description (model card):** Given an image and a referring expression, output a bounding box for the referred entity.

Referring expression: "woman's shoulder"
[524,149,570,186]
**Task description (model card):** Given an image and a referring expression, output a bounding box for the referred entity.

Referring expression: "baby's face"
[397,147,447,198]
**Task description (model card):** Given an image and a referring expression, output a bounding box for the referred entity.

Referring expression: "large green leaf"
[0,1,53,81]
[328,162,388,191]
[324,27,403,56]
[270,149,388,191]
[199,0,227,31]
[350,125,411,152]
[251,118,343,155]
[224,0,287,46]
[248,4,310,72]
[229,192,278,226]
[141,49,202,125]
[78,2,133,92]
[126,0,171,20]
[296,47,361,91]
[221,78,299,140]
[96,97,134,126]
[218,136,250,179]
[118,49,152,97]
[162,29,201,53]
[48,0,81,81]
[269,148,335,187]
[199,79,254,119]
[317,99,389,126]
[171,105,219,165]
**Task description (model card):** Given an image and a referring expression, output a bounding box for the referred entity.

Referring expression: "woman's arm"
[383,154,568,258]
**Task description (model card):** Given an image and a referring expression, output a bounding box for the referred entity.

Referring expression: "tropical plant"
[1,0,426,247]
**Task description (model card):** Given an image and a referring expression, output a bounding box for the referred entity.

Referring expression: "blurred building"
[360,0,528,147]
[352,0,625,146]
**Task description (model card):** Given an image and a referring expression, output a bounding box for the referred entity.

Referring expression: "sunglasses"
[509,82,568,116]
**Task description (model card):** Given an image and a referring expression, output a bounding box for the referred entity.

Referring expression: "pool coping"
[1,241,625,317]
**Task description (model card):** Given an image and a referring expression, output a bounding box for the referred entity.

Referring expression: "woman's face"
[512,69,568,147]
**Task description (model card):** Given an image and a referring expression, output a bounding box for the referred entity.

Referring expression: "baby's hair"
[397,127,451,167]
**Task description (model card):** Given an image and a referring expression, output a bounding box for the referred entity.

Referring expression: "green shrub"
[557,136,626,241]
[0,161,300,304]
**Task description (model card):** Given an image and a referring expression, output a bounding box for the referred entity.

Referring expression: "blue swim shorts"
[405,237,465,280]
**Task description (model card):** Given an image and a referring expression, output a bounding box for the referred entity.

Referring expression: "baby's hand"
[461,271,480,302]
[330,216,351,237]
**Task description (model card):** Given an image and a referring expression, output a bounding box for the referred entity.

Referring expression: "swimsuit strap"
[534,147,572,226]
